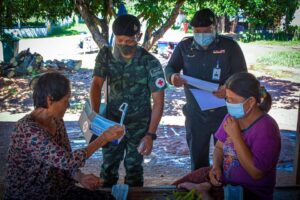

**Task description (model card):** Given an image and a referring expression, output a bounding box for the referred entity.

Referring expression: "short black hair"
[32,72,70,108]
[190,8,216,27]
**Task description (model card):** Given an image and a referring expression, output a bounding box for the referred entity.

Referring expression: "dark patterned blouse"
[4,114,88,200]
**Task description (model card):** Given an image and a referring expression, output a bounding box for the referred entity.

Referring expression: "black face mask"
[116,44,137,56]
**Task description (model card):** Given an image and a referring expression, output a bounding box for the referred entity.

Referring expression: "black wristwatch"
[146,132,157,140]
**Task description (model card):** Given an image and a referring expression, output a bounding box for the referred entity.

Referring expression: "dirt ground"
[0,32,299,188]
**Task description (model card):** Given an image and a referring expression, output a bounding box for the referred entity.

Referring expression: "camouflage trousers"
[100,117,149,187]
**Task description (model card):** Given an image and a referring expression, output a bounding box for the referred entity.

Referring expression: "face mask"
[194,32,216,46]
[226,99,249,119]
[116,44,137,56]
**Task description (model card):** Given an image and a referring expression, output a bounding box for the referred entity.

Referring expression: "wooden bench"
[96,185,300,200]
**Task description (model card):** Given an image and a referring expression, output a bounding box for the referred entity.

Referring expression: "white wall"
[291,8,300,26]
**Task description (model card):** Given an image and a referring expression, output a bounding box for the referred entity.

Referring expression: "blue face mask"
[226,99,248,119]
[194,32,216,46]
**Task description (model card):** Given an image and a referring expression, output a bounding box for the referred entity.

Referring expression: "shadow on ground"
[258,76,300,109]
[0,69,93,114]
[1,72,299,115]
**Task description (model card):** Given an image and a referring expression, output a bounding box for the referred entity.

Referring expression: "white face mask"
[193,32,216,46]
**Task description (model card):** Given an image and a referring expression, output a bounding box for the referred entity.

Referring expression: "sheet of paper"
[181,75,219,92]
[190,89,226,111]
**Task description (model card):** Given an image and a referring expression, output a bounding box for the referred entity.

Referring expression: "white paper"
[181,75,219,92]
[190,89,226,111]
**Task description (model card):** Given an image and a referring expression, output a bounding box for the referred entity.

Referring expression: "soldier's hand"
[103,125,125,142]
[171,73,186,87]
[213,86,226,98]
[138,136,153,156]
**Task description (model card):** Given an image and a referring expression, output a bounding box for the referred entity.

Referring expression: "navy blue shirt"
[165,35,247,112]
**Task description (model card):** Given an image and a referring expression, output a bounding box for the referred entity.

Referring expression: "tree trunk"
[225,15,230,32]
[230,16,239,33]
[75,0,109,48]
[75,0,185,51]
[142,0,185,50]
[218,16,225,33]
[142,27,153,50]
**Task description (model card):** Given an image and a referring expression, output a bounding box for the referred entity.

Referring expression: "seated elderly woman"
[4,72,124,200]
[173,72,281,200]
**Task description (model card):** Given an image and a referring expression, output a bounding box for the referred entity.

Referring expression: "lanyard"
[119,103,128,125]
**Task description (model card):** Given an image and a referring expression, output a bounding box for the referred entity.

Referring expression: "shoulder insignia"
[181,36,193,42]
[155,78,165,88]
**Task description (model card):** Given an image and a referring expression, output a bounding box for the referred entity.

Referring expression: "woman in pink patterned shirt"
[4,72,124,200]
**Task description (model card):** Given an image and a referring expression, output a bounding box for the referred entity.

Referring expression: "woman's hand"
[78,174,103,191]
[208,167,222,187]
[224,116,241,140]
[137,136,153,156]
[103,125,125,142]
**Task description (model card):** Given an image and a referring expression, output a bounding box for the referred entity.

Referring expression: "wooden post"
[294,98,300,184]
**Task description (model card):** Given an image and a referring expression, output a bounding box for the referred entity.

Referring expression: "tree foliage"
[1,0,299,49]
[1,0,74,27]
[239,0,299,29]
[131,0,185,48]
[74,0,185,49]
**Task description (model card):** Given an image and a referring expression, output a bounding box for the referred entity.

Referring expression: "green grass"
[46,23,89,37]
[245,40,300,46]
[250,64,295,78]
[257,51,300,68]
[69,23,89,33]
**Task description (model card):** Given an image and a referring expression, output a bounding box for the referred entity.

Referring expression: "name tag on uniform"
[212,67,221,80]
[213,49,225,54]
[150,68,162,77]
[187,53,195,58]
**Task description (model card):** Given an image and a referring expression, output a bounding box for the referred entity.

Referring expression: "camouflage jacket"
[93,46,167,120]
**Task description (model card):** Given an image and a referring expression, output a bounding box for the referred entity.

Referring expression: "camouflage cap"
[112,14,141,36]
[190,8,216,27]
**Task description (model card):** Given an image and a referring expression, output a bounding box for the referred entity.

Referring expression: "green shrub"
[239,26,299,43]
[292,26,300,41]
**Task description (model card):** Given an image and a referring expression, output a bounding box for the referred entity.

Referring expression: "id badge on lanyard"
[212,59,221,81]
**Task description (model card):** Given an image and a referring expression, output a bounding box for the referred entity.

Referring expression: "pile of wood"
[0,48,82,78]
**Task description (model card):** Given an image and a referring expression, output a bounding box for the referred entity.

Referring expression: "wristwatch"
[146,132,157,140]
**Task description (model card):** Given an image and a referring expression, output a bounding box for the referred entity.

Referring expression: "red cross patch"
[155,78,165,88]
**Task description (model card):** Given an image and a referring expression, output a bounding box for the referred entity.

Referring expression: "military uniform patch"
[150,67,162,77]
[155,78,165,88]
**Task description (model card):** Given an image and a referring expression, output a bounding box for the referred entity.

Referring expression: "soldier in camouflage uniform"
[90,14,167,187]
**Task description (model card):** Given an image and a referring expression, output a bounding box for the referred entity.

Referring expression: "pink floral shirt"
[4,114,87,200]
